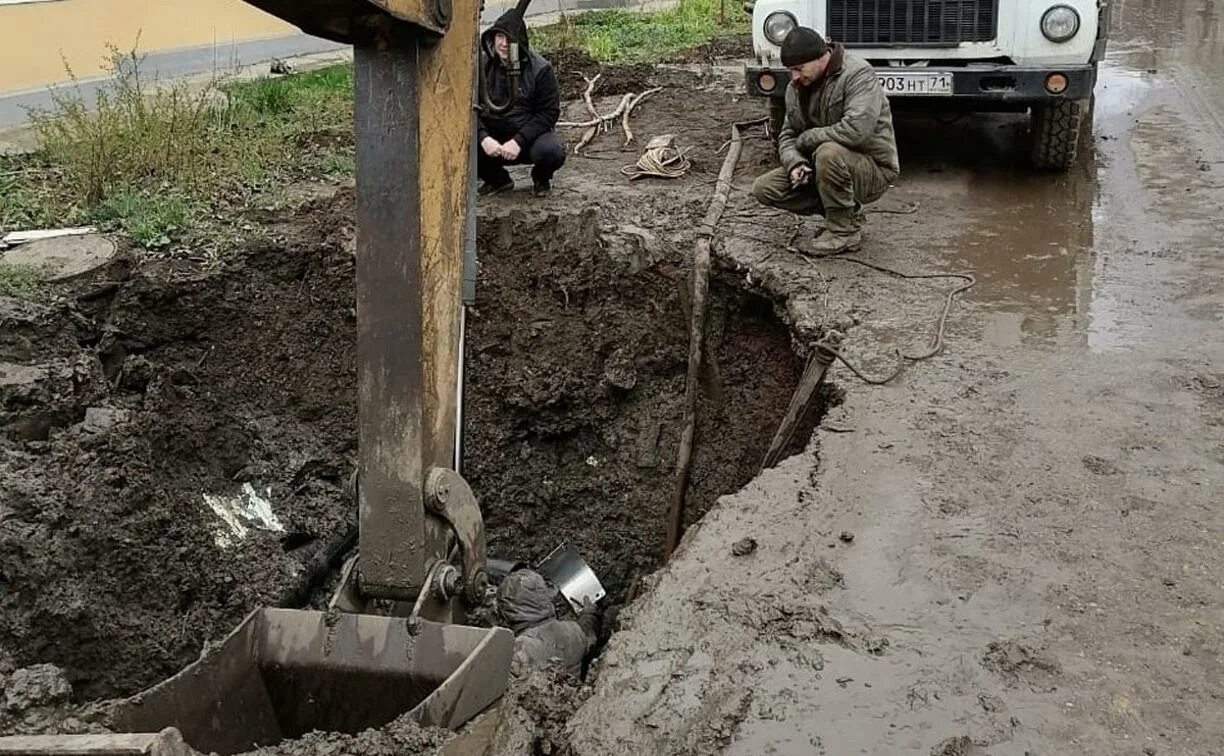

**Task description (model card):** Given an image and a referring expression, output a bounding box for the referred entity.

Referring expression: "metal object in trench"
[537,543,606,613]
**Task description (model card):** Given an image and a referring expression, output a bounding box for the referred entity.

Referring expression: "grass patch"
[92,191,192,249]
[534,0,748,62]
[0,263,45,299]
[4,46,354,251]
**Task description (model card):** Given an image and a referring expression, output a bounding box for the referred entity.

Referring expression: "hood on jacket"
[496,568,556,632]
[482,0,532,61]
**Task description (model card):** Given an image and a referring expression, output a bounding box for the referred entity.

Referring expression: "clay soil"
[0,61,810,745]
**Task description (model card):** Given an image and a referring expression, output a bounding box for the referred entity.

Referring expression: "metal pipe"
[455,109,478,473]
[454,305,467,473]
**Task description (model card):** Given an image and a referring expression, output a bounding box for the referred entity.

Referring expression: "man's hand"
[481,137,501,157]
[790,163,813,188]
[499,139,522,161]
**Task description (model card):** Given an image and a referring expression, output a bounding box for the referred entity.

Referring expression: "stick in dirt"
[663,118,765,560]
[759,346,835,472]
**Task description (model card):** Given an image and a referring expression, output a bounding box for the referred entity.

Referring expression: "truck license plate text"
[878,72,954,96]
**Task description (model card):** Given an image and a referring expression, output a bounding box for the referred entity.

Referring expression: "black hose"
[277,519,359,608]
[479,53,520,115]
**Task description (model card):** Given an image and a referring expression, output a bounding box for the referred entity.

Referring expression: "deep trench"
[0,198,817,716]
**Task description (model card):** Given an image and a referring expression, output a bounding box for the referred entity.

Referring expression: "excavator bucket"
[0,609,512,756]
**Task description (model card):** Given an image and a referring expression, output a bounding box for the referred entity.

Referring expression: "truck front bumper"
[745,64,1097,102]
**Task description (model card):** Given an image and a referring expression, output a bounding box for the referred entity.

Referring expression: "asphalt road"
[0,0,648,129]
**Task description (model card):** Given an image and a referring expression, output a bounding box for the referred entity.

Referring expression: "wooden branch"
[622,87,663,147]
[663,119,759,560]
[582,74,602,120]
[759,347,835,472]
[571,94,632,154]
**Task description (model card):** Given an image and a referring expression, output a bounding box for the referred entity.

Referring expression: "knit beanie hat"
[780,27,829,67]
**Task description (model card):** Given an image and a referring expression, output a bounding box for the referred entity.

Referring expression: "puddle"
[893,6,1224,356]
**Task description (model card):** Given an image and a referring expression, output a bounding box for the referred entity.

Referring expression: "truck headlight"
[1041,5,1080,42]
[764,12,797,45]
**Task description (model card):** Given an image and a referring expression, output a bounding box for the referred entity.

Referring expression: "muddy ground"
[4,2,1224,753]
[0,50,808,741]
[565,2,1224,754]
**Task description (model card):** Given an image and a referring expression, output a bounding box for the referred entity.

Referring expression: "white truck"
[744,0,1111,169]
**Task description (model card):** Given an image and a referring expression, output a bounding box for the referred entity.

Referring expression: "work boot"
[532,179,551,197]
[809,229,862,255]
[808,208,861,255]
[478,179,513,196]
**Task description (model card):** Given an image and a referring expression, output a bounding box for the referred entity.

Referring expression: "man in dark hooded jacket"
[477,0,565,197]
[497,569,597,679]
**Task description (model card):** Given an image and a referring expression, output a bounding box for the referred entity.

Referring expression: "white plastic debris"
[1,226,97,248]
[202,483,285,548]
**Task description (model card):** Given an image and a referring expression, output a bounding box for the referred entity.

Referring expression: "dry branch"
[663,119,762,559]
[582,73,602,120]
[622,87,663,147]
[571,94,632,154]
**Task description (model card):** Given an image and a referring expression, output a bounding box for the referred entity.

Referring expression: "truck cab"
[744,0,1111,169]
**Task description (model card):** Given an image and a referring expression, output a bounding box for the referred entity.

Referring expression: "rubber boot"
[810,208,861,255]
[812,205,864,239]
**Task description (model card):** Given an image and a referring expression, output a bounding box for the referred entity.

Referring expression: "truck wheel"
[1030,98,1088,171]
[768,97,786,146]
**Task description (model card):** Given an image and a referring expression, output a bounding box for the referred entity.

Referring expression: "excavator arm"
[347,0,481,604]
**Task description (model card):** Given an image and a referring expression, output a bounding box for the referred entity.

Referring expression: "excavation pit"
[0,194,820,742]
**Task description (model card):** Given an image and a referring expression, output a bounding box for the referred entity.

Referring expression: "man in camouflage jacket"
[752,27,900,254]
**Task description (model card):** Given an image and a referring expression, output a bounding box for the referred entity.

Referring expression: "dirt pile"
[241,713,453,756]
[0,201,360,700]
[0,663,108,737]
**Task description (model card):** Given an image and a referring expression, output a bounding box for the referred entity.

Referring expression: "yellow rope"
[620,144,693,180]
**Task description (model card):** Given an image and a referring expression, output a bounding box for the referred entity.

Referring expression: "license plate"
[877,71,954,96]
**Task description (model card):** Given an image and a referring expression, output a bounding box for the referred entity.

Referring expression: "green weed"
[29,45,219,206]
[535,0,749,62]
[92,190,192,249]
[9,49,354,251]
[0,264,45,299]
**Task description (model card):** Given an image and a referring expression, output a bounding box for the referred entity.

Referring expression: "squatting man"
[476,0,565,197]
[753,27,901,254]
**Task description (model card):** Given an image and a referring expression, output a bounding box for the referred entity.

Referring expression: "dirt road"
[567,2,1224,754]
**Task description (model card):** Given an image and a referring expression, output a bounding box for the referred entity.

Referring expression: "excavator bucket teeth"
[0,609,512,756]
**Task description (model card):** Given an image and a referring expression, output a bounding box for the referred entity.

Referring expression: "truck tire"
[1030,98,1088,171]
[768,97,786,147]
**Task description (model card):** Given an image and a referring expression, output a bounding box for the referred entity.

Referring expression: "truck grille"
[827,0,999,45]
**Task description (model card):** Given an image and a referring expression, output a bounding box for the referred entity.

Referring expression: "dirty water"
[881,2,1224,357]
